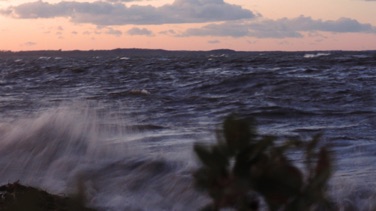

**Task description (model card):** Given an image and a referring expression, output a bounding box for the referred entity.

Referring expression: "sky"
[1,0,376,51]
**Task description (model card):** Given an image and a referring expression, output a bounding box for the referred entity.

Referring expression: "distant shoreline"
[1,48,375,58]
[0,48,236,58]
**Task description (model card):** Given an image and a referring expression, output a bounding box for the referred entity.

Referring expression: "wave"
[0,105,206,210]
[303,52,331,58]
[1,105,376,210]
[1,51,376,210]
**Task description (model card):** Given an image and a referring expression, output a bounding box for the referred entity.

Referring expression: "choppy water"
[0,50,376,210]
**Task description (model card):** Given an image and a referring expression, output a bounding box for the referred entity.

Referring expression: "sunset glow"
[1,0,376,51]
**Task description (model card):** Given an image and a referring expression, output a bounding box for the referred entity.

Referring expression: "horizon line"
[1,48,376,54]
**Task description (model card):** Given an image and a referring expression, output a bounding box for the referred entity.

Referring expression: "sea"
[0,49,375,210]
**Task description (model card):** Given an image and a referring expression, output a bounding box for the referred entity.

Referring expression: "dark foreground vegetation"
[0,114,334,211]
[193,115,333,211]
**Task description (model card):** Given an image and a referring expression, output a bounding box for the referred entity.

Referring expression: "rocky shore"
[0,182,96,211]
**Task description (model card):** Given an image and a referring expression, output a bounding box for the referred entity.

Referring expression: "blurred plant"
[193,115,334,211]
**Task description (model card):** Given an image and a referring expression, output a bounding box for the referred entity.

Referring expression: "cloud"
[22,41,36,46]
[182,22,253,37]
[182,20,302,38]
[208,40,220,44]
[181,16,376,38]
[282,16,376,33]
[105,0,140,2]
[105,27,123,36]
[1,0,255,25]
[159,29,177,35]
[127,27,153,36]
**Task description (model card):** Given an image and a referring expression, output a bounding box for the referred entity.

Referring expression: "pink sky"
[1,0,376,51]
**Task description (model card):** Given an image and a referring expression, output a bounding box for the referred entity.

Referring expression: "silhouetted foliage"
[193,115,334,211]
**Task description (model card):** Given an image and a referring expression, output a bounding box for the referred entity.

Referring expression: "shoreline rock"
[0,182,96,211]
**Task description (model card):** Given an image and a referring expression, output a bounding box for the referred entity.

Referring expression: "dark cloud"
[127,27,153,36]
[181,16,376,38]
[281,16,376,33]
[1,0,255,25]
[105,27,123,36]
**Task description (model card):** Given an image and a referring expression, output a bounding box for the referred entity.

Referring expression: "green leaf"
[249,136,275,160]
[193,114,334,211]
[194,144,229,177]
[223,115,256,151]
[278,138,304,153]
[194,144,214,166]
[305,134,322,175]
[312,147,332,188]
[200,203,218,211]
[255,163,303,209]
[193,168,211,190]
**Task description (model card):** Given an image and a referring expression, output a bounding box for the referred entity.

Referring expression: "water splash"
[0,105,206,210]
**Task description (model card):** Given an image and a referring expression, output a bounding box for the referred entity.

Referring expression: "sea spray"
[0,104,206,210]
[0,105,114,187]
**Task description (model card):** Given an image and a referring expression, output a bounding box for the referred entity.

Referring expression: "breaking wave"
[0,105,206,210]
